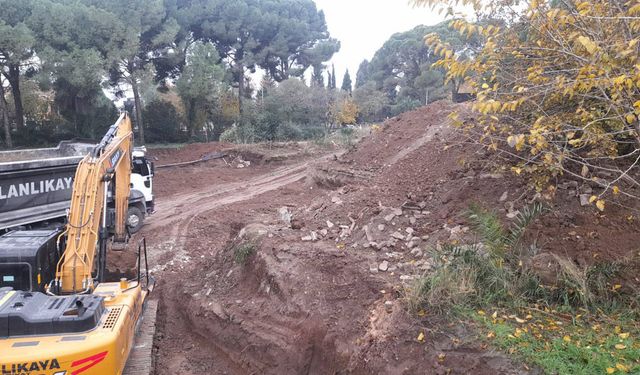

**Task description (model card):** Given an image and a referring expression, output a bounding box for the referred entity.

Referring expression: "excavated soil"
[114,101,640,374]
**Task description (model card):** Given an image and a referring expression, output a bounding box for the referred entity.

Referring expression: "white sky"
[314,0,447,86]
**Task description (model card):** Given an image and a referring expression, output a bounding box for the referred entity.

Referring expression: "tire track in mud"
[142,155,334,271]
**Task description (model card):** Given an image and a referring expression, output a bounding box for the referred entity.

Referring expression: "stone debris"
[331,196,343,205]
[278,207,292,225]
[391,231,405,240]
[301,231,318,241]
[378,224,385,231]
[369,264,379,273]
[384,300,393,313]
[499,191,508,202]
[326,220,335,228]
[447,225,469,241]
[378,261,389,272]
[579,194,590,207]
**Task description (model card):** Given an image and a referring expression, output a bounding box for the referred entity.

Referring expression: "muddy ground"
[113,101,640,374]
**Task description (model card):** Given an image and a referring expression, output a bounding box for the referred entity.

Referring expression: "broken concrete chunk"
[326,220,335,228]
[369,264,379,273]
[378,224,386,231]
[393,208,403,216]
[405,227,414,234]
[384,214,395,222]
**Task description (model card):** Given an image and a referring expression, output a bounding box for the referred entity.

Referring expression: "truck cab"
[125,147,155,233]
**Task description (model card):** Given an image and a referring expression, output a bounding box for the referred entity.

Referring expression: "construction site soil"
[112,101,640,374]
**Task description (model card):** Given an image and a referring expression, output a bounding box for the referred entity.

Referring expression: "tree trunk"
[237,62,244,126]
[0,84,12,148]
[7,64,24,129]
[130,73,145,144]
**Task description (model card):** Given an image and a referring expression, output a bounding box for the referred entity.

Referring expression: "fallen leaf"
[596,200,605,211]
[616,363,629,372]
[487,331,496,339]
[515,317,526,324]
[417,332,425,342]
[606,367,616,374]
[563,335,571,343]
[492,311,498,319]
[619,332,630,339]
[615,343,627,350]
[437,353,446,363]
[477,310,486,316]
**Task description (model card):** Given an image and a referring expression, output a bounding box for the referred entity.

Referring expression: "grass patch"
[405,202,640,373]
[471,309,640,374]
[233,242,256,265]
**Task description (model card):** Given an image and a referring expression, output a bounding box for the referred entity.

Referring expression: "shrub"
[406,203,635,314]
[233,242,255,265]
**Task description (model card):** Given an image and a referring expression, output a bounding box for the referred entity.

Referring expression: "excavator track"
[124,300,158,375]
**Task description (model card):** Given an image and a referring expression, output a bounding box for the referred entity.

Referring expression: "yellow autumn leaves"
[421,0,640,205]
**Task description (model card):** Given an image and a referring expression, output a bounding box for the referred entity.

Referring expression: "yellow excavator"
[0,113,153,375]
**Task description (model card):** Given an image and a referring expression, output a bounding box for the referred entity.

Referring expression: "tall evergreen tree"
[341,69,352,93]
[329,64,337,89]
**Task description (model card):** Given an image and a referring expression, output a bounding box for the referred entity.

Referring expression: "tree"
[82,0,179,144]
[333,96,359,126]
[26,0,125,137]
[174,0,338,122]
[341,69,352,93]
[355,59,370,89]
[329,64,337,90]
[418,0,640,203]
[0,81,11,147]
[353,82,389,122]
[0,0,36,130]
[143,100,184,143]
[311,64,325,87]
[176,42,228,137]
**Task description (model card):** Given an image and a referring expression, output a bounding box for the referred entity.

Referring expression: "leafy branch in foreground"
[416,0,640,205]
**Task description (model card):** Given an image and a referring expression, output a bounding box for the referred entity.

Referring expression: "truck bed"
[0,142,95,230]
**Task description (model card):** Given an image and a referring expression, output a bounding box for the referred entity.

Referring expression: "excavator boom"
[54,113,133,294]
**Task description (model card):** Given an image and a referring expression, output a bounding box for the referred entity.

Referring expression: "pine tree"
[341,69,352,93]
[330,64,337,89]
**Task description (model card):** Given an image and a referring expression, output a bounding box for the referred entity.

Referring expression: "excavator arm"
[53,113,133,294]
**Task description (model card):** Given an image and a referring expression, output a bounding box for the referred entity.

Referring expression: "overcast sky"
[313,0,446,86]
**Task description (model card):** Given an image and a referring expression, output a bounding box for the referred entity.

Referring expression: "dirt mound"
[138,101,640,374]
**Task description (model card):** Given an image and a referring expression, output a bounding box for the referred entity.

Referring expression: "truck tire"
[127,206,145,233]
